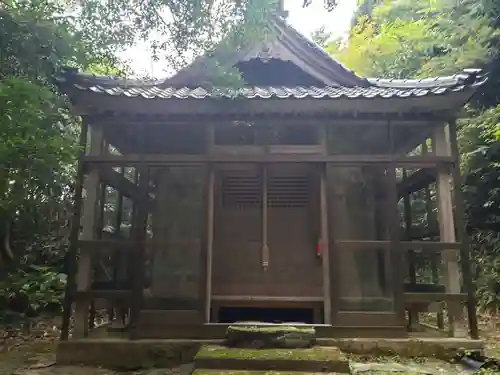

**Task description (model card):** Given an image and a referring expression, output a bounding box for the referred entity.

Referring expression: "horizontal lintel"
[335,240,460,251]
[83,154,454,167]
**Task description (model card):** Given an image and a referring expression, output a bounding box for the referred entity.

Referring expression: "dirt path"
[1,315,499,375]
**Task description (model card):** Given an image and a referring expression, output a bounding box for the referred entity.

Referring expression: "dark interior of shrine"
[217,306,315,324]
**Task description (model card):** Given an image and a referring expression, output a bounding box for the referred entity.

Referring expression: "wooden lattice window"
[221,171,311,209]
[267,175,310,208]
[221,172,262,208]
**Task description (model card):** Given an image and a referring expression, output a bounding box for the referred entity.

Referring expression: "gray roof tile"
[67,83,477,100]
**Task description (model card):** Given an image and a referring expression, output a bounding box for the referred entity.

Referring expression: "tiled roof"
[68,81,481,100]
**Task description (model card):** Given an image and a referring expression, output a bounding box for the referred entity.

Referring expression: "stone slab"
[226,324,316,349]
[193,371,344,375]
[56,339,210,370]
[194,345,350,373]
[318,337,485,360]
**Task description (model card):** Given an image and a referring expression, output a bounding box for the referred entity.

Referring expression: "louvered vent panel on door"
[221,172,262,208]
[268,176,310,208]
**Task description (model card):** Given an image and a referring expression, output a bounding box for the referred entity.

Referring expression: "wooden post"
[89,182,106,331]
[205,165,215,322]
[448,119,479,339]
[402,168,419,330]
[433,122,467,337]
[129,123,149,340]
[73,121,104,338]
[261,164,269,270]
[60,121,88,341]
[129,165,149,340]
[320,163,332,324]
[109,167,124,322]
[422,143,445,329]
[387,122,405,322]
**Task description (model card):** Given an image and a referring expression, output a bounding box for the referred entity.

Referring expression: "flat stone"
[225,324,315,349]
[193,371,344,375]
[318,337,485,360]
[194,345,350,373]
[56,339,201,370]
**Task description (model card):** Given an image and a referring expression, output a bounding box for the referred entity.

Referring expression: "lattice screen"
[221,171,310,209]
[267,175,310,208]
[221,172,262,208]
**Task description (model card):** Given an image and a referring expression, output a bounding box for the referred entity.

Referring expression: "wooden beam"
[387,122,405,324]
[92,116,439,128]
[74,121,104,338]
[89,181,107,331]
[83,154,454,167]
[433,122,467,338]
[387,165,405,323]
[448,119,479,339]
[211,295,323,302]
[129,166,149,340]
[404,293,467,303]
[402,168,419,331]
[320,163,332,324]
[422,143,445,329]
[261,165,269,270]
[204,166,215,322]
[397,168,437,197]
[60,121,88,341]
[98,167,140,199]
[335,240,460,251]
[77,105,455,123]
[78,239,141,252]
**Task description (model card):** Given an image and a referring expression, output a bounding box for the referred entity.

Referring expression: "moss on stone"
[57,340,200,370]
[225,324,316,349]
[227,325,315,335]
[195,345,346,362]
[192,371,342,375]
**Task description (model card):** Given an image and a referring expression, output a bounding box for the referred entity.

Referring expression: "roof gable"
[161,14,370,88]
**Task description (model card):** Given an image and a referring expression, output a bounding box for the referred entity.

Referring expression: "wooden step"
[318,326,407,339]
[194,345,350,373]
[334,312,403,327]
[139,309,204,326]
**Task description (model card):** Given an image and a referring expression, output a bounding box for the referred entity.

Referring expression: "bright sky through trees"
[121,0,357,78]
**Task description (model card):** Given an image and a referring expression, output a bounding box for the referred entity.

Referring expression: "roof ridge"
[269,14,369,87]
[368,69,486,89]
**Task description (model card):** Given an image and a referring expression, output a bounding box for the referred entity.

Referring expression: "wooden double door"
[211,164,323,300]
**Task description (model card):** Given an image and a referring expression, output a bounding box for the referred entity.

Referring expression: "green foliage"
[0,265,67,319]
[0,0,113,319]
[327,0,497,78]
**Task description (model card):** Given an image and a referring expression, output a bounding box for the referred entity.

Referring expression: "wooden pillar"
[261,165,269,270]
[89,181,106,331]
[387,122,405,322]
[320,163,332,324]
[204,165,215,322]
[108,167,124,323]
[422,143,445,329]
[73,121,104,338]
[129,165,149,339]
[448,119,479,339]
[402,169,419,331]
[60,121,88,341]
[433,123,467,337]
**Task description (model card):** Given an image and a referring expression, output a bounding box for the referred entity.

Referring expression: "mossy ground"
[195,345,345,361]
[192,371,341,375]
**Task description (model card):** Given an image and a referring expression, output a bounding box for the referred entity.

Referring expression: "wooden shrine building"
[58,13,487,341]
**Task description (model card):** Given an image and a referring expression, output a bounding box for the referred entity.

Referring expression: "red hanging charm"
[316,239,322,257]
